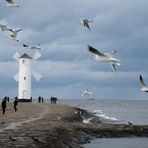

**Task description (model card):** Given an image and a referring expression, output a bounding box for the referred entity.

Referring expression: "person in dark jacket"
[1,98,7,114]
[38,96,41,103]
[13,97,18,112]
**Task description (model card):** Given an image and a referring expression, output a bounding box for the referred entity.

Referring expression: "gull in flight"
[139,74,148,92]
[80,18,94,30]
[7,29,22,42]
[23,43,42,50]
[0,23,12,32]
[88,45,121,72]
[81,89,93,97]
[5,0,19,7]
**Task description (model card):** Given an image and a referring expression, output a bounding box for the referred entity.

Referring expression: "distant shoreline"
[0,103,148,148]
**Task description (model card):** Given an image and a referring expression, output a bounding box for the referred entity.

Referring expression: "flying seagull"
[5,0,19,7]
[88,45,121,72]
[139,74,148,92]
[81,89,93,97]
[23,43,42,50]
[7,29,22,42]
[0,23,12,32]
[80,18,94,30]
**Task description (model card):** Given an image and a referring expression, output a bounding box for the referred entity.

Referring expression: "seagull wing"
[10,34,16,38]
[84,22,90,30]
[23,44,29,47]
[15,29,23,32]
[0,25,4,31]
[81,89,87,97]
[87,91,93,95]
[139,74,146,87]
[6,0,14,4]
[0,24,6,30]
[10,29,22,36]
[30,45,41,49]
[0,24,5,28]
[88,20,94,23]
[6,26,12,31]
[88,45,106,57]
[86,23,90,30]
[81,92,84,97]
[110,64,116,72]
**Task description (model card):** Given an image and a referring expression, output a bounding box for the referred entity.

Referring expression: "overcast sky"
[0,0,148,100]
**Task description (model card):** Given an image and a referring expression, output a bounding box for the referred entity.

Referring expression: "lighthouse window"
[24,77,26,80]
[22,60,25,64]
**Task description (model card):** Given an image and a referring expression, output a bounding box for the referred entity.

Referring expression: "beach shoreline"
[0,103,148,148]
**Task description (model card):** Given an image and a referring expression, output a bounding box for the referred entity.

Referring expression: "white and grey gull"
[80,18,94,30]
[81,89,93,97]
[5,0,19,7]
[0,23,12,32]
[88,45,121,72]
[7,28,22,42]
[139,74,148,92]
[23,43,42,50]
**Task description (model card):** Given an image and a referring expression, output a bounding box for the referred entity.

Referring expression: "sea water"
[59,99,148,148]
[84,138,148,148]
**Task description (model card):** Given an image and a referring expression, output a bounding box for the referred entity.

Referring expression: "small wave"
[93,110,103,114]
[82,117,94,124]
[80,109,118,124]
[93,110,118,121]
[79,110,100,124]
[97,114,118,121]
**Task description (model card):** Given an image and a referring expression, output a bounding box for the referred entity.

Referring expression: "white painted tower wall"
[18,57,32,99]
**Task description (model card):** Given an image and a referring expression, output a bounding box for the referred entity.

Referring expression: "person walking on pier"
[13,96,18,112]
[1,98,7,114]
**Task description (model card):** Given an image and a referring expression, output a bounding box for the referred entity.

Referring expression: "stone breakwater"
[0,103,148,148]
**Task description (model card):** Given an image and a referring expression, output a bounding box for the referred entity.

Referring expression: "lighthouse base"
[18,99,32,102]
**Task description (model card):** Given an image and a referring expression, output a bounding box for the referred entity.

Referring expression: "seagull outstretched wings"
[139,74,146,87]
[88,45,106,57]
[87,45,121,72]
[5,0,19,7]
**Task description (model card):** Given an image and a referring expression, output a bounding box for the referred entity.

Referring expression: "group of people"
[1,95,59,114]
[1,96,18,114]
[50,96,58,104]
[37,96,58,104]
[38,96,44,103]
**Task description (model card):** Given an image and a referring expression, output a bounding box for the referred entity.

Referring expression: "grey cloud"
[0,0,148,100]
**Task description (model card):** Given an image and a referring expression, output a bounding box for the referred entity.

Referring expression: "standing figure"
[41,97,44,103]
[7,96,9,102]
[38,96,41,103]
[30,97,32,102]
[50,96,54,104]
[1,98,7,114]
[54,97,57,104]
[13,97,18,112]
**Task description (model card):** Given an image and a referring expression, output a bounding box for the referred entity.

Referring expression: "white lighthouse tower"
[13,52,42,101]
[18,53,32,99]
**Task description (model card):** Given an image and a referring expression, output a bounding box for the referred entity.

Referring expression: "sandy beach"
[0,103,148,148]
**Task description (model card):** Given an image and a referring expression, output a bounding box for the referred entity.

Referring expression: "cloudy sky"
[0,0,148,100]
